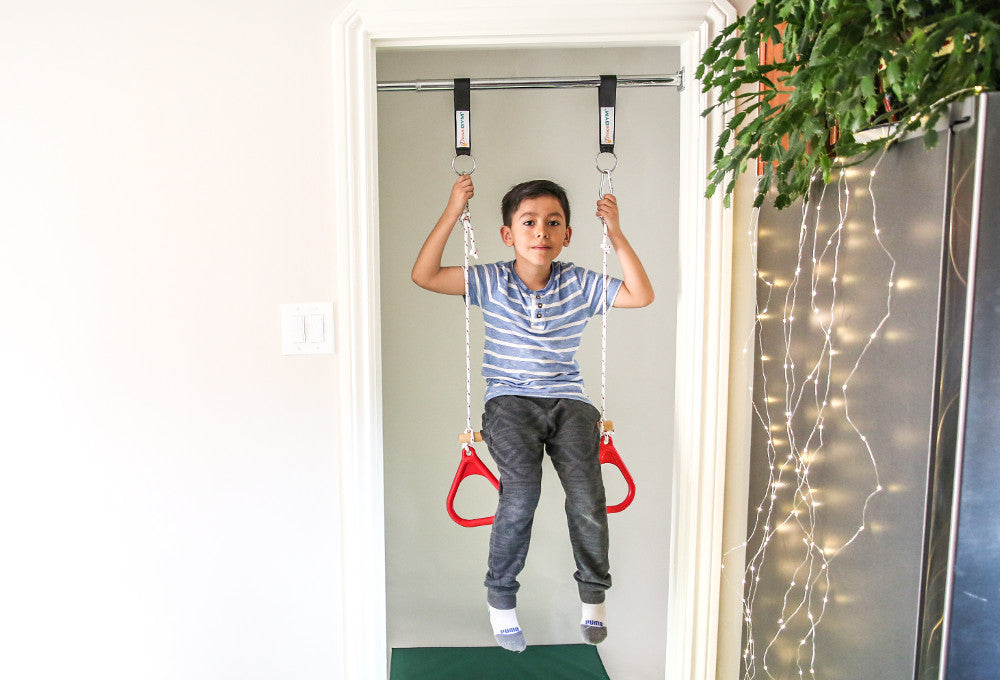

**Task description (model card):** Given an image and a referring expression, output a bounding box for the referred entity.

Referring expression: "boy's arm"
[411,175,474,295]
[597,193,655,308]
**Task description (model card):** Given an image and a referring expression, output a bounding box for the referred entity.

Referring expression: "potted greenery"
[697,0,1000,208]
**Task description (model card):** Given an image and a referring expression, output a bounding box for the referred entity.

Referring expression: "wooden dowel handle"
[458,431,484,444]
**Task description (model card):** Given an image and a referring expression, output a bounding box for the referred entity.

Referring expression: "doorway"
[331,3,737,679]
[377,45,679,679]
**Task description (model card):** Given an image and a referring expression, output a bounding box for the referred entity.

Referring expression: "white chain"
[599,171,613,433]
[461,202,478,444]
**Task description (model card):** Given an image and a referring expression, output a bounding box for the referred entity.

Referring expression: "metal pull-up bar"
[377,71,684,92]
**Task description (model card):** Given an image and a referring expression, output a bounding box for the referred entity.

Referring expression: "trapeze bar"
[377,71,684,92]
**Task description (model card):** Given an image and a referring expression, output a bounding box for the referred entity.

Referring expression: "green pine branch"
[698,0,1000,209]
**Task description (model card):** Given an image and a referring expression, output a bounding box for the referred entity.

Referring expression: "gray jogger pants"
[481,395,611,609]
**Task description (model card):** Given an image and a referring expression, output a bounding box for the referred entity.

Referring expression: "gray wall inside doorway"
[377,45,680,680]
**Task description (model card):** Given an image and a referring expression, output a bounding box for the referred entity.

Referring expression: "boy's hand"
[448,174,475,215]
[596,193,620,233]
[596,193,655,308]
[411,174,475,295]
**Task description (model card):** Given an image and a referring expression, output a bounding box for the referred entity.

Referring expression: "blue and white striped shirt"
[467,261,622,404]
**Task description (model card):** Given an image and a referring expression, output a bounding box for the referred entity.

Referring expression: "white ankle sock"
[580,602,608,644]
[489,606,526,652]
[581,602,606,628]
[489,606,522,636]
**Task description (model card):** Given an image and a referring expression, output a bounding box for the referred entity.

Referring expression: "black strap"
[598,75,617,154]
[454,78,471,156]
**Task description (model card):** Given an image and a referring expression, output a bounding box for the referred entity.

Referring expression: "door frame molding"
[331,2,737,677]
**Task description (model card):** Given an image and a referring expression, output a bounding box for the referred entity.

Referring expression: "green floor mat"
[389,644,611,680]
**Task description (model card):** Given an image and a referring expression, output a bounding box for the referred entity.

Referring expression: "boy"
[411,176,653,652]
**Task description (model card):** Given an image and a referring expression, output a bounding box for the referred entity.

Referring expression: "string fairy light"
[722,83,985,680]
[724,142,907,679]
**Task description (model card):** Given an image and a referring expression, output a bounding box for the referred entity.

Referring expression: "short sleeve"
[579,266,622,316]
[466,264,486,307]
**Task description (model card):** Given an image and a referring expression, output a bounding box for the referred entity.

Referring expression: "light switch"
[291,315,307,343]
[305,314,325,343]
[281,303,334,355]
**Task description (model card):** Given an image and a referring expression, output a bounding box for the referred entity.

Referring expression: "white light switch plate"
[281,302,334,355]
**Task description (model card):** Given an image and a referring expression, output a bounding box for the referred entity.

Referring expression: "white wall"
[1,2,347,678]
[377,46,679,679]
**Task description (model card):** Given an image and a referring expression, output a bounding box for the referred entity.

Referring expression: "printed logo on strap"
[456,110,470,149]
[600,106,615,146]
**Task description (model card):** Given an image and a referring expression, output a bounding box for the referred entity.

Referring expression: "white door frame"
[331,2,736,678]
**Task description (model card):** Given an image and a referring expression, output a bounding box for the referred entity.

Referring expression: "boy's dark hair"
[501,179,571,227]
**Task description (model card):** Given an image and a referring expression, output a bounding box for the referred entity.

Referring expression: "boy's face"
[500,195,572,268]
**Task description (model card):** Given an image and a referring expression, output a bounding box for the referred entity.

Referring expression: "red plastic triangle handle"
[600,436,636,513]
[447,438,634,526]
[446,445,500,527]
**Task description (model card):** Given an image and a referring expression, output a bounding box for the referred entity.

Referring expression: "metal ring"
[595,151,618,173]
[452,154,477,175]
